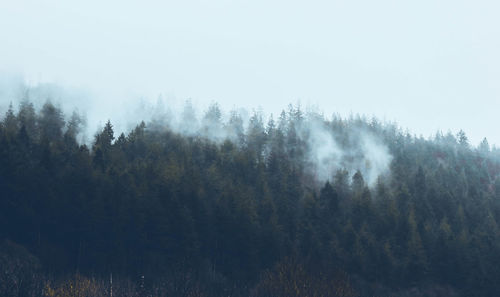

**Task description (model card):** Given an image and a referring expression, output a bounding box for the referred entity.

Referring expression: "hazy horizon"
[1,0,499,145]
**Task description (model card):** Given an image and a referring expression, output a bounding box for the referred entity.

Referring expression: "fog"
[1,0,500,146]
[0,78,395,185]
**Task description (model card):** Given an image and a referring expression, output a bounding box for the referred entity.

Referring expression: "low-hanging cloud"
[0,77,393,187]
[298,114,393,187]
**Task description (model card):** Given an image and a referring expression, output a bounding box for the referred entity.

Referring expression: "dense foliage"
[1,100,500,296]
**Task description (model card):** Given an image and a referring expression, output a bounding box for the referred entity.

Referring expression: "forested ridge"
[1,99,500,297]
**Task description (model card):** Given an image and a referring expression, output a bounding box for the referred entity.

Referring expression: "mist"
[0,78,397,187]
[2,0,500,147]
[3,2,500,295]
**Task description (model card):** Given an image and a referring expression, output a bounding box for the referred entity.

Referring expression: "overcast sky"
[1,0,499,145]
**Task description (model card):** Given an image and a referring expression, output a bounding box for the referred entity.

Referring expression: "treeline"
[1,100,500,296]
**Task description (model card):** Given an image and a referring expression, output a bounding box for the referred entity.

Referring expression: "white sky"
[1,0,499,145]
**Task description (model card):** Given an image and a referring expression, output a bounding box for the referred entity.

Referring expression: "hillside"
[1,100,500,297]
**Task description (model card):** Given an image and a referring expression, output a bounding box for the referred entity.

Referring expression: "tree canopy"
[1,100,499,296]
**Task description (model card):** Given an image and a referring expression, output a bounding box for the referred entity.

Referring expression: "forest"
[1,98,500,297]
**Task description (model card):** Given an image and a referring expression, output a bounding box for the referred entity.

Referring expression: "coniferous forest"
[2,98,500,297]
